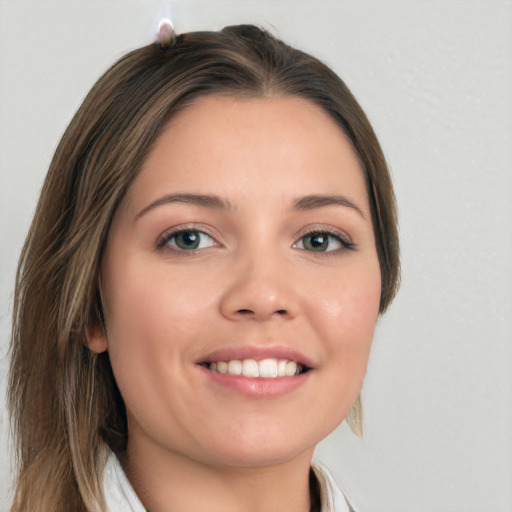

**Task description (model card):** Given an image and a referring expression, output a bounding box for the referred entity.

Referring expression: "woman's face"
[92,95,381,470]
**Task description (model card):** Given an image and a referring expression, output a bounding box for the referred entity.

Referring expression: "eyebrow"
[135,192,365,221]
[135,193,231,220]
[292,194,366,219]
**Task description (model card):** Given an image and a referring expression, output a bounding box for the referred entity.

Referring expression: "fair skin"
[88,95,381,512]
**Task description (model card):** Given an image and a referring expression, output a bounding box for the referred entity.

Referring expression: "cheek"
[102,261,219,360]
[100,265,205,422]
[316,263,381,332]
[311,262,381,373]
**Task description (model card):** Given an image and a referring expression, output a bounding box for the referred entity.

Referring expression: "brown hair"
[8,25,399,511]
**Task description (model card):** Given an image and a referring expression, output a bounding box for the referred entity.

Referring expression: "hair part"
[9,24,399,510]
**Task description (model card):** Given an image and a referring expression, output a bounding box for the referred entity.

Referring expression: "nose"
[219,250,300,322]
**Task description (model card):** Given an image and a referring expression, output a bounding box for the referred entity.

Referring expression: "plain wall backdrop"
[1,1,511,511]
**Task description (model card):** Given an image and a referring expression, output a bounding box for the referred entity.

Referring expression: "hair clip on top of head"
[155,18,177,49]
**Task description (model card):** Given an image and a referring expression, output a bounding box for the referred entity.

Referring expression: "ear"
[85,320,108,354]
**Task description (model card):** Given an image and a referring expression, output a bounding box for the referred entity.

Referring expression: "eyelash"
[294,228,356,254]
[156,226,218,252]
[156,226,356,255]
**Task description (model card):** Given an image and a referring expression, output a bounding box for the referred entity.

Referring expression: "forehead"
[126,94,368,212]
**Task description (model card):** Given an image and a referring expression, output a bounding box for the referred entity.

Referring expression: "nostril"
[230,307,290,320]
[237,309,287,316]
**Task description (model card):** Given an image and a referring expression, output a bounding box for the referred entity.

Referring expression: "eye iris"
[175,231,201,250]
[305,234,329,251]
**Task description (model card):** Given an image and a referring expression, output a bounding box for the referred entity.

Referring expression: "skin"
[87,95,382,512]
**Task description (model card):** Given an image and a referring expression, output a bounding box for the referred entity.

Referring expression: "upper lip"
[197,345,315,369]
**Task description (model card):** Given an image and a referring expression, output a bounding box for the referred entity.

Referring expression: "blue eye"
[159,229,216,251]
[295,231,353,253]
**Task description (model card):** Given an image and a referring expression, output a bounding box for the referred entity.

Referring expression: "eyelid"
[293,225,356,252]
[154,223,355,254]
[156,223,222,251]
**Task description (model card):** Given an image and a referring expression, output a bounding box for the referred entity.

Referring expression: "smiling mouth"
[198,358,309,378]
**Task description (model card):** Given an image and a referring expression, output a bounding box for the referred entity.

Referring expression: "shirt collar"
[102,452,354,512]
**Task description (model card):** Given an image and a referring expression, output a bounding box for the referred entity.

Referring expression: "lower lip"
[198,366,311,398]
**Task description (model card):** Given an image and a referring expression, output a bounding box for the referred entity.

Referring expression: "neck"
[122,441,316,512]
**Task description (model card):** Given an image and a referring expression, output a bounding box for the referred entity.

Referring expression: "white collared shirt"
[102,453,354,512]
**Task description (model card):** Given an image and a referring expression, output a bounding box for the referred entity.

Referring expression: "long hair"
[8,25,399,511]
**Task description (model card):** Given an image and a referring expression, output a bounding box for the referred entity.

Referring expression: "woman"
[8,24,399,512]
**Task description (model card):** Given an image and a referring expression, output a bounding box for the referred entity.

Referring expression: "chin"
[195,421,334,469]
[207,443,315,470]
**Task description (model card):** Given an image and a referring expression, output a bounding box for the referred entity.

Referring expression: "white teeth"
[259,358,278,378]
[284,361,298,377]
[227,360,242,375]
[207,358,303,378]
[217,361,228,374]
[242,359,259,377]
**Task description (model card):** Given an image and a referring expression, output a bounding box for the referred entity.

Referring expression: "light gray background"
[1,1,511,511]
